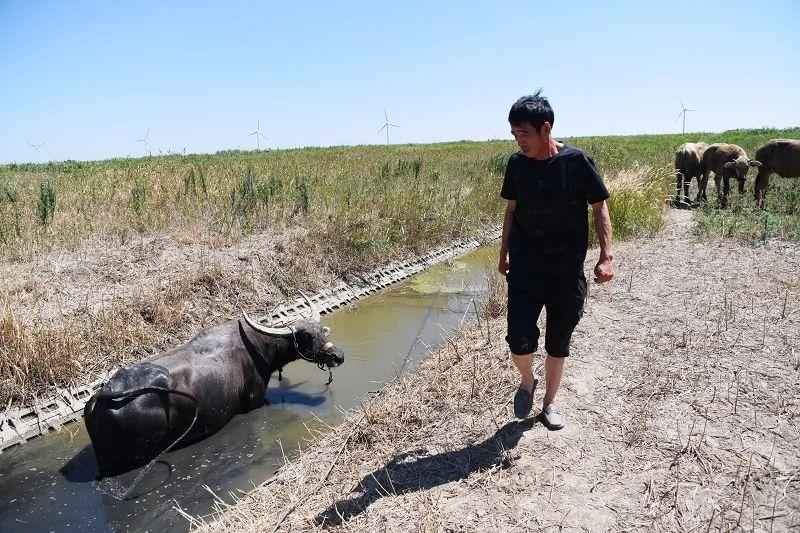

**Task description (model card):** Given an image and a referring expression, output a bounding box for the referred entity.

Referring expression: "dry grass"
[593,164,671,245]
[194,210,800,532]
[482,252,507,320]
[0,262,256,405]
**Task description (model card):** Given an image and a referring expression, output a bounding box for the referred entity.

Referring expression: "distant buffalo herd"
[674,138,800,207]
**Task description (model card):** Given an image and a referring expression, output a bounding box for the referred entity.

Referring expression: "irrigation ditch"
[0,226,503,532]
[0,227,500,453]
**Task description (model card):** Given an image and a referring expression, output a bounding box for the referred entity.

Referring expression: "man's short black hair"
[508,89,554,132]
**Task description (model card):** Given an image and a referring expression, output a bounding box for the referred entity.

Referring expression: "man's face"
[511,122,545,157]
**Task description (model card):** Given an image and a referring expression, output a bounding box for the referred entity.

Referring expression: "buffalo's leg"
[721,175,731,208]
[696,171,710,204]
[683,174,693,204]
[683,176,690,202]
[89,426,130,477]
[754,169,772,207]
[674,170,683,204]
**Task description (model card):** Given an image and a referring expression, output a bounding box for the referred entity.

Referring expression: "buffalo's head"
[724,157,762,193]
[242,294,344,369]
[288,318,345,368]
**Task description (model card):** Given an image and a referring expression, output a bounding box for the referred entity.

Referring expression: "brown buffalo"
[753,139,800,204]
[674,141,709,206]
[699,143,761,206]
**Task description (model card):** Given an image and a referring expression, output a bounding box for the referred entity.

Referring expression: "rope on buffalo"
[270,287,449,532]
[99,386,199,501]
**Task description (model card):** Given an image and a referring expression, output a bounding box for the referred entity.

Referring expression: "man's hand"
[498,250,509,277]
[591,200,613,283]
[594,256,614,283]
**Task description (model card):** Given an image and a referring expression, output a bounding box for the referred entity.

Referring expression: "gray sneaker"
[513,379,538,419]
[539,404,565,430]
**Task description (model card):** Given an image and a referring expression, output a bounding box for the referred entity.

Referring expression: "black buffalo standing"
[84,301,344,475]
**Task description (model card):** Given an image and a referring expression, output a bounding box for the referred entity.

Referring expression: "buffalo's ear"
[749,159,762,168]
[724,161,735,170]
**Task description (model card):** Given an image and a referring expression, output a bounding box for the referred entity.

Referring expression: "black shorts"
[506,270,587,357]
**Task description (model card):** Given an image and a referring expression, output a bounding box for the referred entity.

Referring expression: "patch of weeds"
[231,168,287,225]
[0,183,21,242]
[379,162,391,181]
[0,183,17,205]
[487,153,509,175]
[183,169,198,197]
[36,181,56,225]
[294,177,310,215]
[411,156,422,179]
[394,158,412,176]
[349,236,391,256]
[184,167,208,199]
[130,179,147,216]
[694,180,800,242]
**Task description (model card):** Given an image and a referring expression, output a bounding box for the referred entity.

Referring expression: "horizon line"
[3,125,799,167]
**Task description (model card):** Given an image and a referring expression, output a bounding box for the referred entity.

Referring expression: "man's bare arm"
[591,200,614,283]
[498,200,516,276]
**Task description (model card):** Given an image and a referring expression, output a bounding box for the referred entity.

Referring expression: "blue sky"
[1,0,797,163]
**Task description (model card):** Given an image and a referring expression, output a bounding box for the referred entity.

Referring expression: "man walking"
[499,90,614,429]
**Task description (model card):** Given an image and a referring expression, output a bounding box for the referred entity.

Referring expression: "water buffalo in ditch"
[674,141,709,206]
[699,143,762,206]
[753,139,800,205]
[83,298,344,476]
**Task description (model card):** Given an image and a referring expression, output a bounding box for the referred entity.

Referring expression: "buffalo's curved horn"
[242,310,294,337]
[299,291,321,322]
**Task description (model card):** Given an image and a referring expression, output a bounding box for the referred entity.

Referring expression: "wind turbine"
[135,129,151,156]
[675,98,695,134]
[378,110,399,145]
[248,120,268,151]
[26,141,46,163]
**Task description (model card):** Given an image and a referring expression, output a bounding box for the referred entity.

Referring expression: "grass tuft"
[36,181,56,226]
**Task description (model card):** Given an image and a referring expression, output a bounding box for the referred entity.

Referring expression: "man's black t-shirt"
[500,143,610,290]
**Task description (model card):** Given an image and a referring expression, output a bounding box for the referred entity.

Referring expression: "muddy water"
[0,246,499,532]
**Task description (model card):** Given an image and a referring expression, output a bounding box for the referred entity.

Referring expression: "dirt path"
[203,209,799,532]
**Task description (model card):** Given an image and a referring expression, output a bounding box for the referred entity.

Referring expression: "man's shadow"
[315,418,535,527]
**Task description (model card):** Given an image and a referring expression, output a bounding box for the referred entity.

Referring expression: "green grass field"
[1,127,798,269]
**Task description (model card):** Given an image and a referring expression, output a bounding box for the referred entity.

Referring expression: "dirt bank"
[197,210,800,532]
